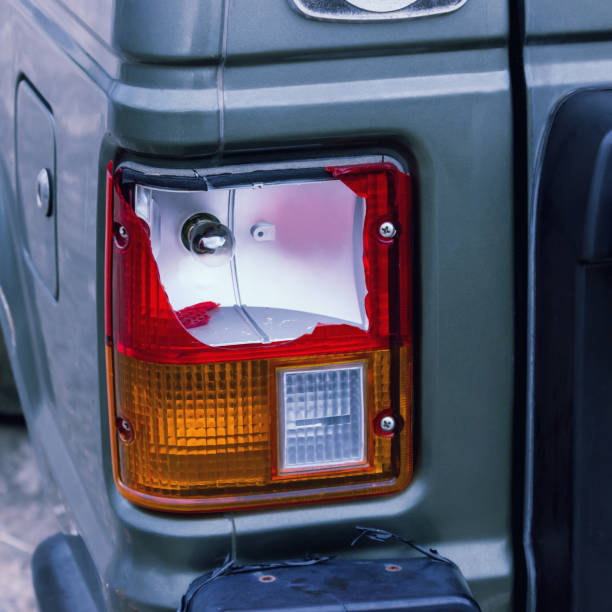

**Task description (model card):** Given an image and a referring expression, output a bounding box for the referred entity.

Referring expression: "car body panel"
[0,0,518,610]
[524,3,612,612]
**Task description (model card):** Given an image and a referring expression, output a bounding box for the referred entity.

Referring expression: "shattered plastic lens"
[134,180,367,347]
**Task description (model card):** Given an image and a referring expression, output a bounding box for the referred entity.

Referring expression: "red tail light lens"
[105,159,413,512]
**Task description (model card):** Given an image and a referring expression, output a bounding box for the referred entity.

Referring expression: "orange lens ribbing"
[108,348,412,512]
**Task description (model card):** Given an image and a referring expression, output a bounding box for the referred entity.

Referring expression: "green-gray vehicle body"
[1,0,610,610]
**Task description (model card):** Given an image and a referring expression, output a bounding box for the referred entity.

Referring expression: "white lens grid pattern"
[279,363,366,471]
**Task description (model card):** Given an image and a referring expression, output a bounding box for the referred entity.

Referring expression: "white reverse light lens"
[278,362,366,472]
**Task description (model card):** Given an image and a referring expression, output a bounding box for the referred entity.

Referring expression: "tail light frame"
[105,154,414,513]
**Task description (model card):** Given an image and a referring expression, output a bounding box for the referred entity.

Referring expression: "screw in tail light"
[105,158,413,512]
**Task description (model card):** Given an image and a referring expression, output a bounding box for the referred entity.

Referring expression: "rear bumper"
[181,556,481,612]
[32,534,106,612]
[32,532,480,612]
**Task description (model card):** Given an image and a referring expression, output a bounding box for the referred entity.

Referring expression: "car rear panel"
[0,1,514,610]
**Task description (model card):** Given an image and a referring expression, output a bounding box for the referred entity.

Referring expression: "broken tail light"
[105,159,413,512]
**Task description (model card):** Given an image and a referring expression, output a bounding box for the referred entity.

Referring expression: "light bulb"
[181,213,235,267]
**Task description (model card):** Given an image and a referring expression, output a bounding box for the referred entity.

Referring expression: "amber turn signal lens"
[107,347,411,512]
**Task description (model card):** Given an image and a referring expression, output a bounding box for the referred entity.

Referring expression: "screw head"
[116,417,134,444]
[114,224,129,249]
[379,221,396,239]
[380,415,396,432]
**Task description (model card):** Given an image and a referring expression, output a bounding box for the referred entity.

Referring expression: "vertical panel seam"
[217,0,231,157]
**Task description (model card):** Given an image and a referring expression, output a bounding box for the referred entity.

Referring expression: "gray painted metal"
[0,0,515,610]
[0,331,21,415]
[526,0,612,40]
[524,3,612,612]
[16,80,57,299]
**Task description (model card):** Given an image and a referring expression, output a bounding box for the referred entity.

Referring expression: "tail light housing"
[105,158,413,512]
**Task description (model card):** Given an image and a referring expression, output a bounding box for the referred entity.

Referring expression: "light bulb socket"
[181,213,221,250]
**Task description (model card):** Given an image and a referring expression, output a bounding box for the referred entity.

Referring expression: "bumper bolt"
[258,575,276,583]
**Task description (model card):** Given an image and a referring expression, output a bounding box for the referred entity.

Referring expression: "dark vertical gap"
[507,0,529,609]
